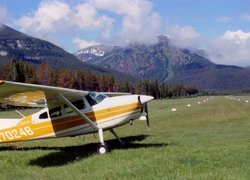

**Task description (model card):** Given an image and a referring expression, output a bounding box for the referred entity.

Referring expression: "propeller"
[138,96,150,129]
[144,102,150,128]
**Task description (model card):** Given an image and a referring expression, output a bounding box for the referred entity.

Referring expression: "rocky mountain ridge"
[74,36,250,90]
[0,24,138,82]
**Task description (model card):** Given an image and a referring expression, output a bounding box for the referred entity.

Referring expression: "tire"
[97,144,108,154]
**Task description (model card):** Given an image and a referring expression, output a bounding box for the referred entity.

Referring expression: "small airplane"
[0,80,153,154]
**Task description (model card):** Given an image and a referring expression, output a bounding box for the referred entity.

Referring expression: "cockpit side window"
[63,99,86,114]
[49,100,85,118]
[39,112,48,119]
[49,106,62,118]
[72,99,86,110]
[64,105,74,114]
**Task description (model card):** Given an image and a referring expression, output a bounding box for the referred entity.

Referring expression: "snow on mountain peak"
[75,47,105,57]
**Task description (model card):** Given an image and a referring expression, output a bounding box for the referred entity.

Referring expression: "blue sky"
[0,0,250,66]
[155,0,249,34]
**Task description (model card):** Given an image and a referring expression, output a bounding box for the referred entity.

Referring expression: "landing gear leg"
[110,129,125,146]
[97,128,108,154]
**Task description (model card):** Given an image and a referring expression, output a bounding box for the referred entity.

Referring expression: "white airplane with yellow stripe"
[0,80,153,154]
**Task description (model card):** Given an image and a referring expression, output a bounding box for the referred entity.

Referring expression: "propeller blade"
[138,95,142,104]
[145,103,150,128]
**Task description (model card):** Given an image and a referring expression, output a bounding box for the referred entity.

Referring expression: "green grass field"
[0,96,249,179]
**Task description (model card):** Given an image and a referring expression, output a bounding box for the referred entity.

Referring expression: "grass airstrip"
[0,96,249,179]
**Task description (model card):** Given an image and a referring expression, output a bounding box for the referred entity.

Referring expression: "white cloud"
[72,37,99,49]
[72,3,114,32]
[167,25,201,49]
[0,7,13,25]
[18,0,115,41]
[241,14,250,22]
[165,26,250,66]
[18,0,163,47]
[215,16,233,23]
[222,30,250,44]
[205,30,250,66]
[19,1,70,33]
[91,0,163,44]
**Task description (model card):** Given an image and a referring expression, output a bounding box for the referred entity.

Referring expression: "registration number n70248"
[0,126,34,142]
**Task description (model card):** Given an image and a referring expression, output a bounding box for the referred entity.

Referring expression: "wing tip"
[0,80,5,85]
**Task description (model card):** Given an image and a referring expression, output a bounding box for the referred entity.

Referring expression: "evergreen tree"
[37,63,51,85]
[57,70,77,89]
[1,58,200,98]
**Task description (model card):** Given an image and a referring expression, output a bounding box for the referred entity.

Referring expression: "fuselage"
[0,94,152,143]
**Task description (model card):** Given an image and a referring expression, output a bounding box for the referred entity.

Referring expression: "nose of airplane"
[139,95,154,104]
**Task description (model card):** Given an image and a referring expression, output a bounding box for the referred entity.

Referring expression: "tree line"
[0,58,200,99]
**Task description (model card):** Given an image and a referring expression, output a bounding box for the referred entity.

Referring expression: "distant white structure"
[0,51,8,56]
[171,108,177,112]
[238,99,241,101]
[198,102,201,104]
[245,100,248,103]
[187,104,191,107]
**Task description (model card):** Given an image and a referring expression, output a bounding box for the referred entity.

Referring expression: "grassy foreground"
[0,96,249,179]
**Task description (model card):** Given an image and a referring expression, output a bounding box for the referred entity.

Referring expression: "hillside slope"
[75,36,250,90]
[0,24,137,81]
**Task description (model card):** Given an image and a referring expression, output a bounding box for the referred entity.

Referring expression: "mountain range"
[0,24,136,81]
[1,24,250,91]
[74,36,250,91]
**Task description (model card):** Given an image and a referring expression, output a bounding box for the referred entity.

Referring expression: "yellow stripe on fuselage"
[0,102,142,143]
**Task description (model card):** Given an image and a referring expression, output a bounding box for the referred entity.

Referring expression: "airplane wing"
[0,80,89,108]
[102,92,131,97]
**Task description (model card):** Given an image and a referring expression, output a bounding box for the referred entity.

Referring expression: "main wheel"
[97,144,109,154]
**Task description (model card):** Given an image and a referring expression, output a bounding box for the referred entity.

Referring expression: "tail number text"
[0,126,34,142]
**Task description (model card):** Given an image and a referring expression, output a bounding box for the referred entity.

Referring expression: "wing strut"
[58,93,98,130]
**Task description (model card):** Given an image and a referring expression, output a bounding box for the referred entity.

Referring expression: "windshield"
[86,92,108,106]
